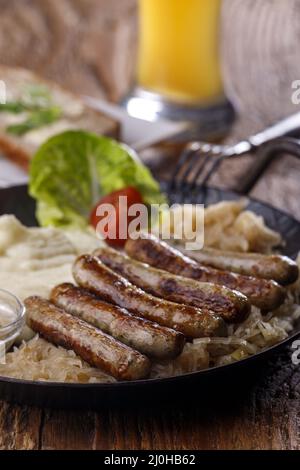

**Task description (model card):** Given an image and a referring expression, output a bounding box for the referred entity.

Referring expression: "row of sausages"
[24,232,298,381]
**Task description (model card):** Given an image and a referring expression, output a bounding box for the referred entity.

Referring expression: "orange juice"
[137,0,223,104]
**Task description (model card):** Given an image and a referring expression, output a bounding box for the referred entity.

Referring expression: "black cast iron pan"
[0,183,299,409]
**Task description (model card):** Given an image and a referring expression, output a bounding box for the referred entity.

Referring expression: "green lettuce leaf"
[29,130,166,228]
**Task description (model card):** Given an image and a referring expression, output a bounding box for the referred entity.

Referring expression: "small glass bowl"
[0,289,25,354]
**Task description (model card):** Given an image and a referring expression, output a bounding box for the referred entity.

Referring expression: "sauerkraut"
[151,298,300,378]
[156,199,282,253]
[0,335,116,383]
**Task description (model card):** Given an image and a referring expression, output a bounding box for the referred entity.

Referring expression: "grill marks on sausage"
[72,255,228,338]
[25,296,151,381]
[50,283,185,359]
[94,246,250,323]
[159,278,238,315]
[125,233,286,311]
[179,246,299,286]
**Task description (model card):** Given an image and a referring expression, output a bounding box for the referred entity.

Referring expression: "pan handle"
[236,137,300,194]
[249,113,300,148]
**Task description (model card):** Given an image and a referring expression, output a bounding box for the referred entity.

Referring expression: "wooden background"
[0,0,300,450]
[0,0,137,102]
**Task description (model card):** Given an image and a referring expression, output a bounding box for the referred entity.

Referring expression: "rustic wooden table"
[0,0,300,450]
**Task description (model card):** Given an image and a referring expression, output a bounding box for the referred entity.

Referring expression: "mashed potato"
[0,215,103,341]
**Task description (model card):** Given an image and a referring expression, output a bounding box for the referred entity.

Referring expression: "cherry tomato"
[90,187,144,247]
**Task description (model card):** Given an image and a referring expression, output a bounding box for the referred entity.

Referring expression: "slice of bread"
[0,66,120,170]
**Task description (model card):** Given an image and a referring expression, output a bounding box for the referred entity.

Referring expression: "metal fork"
[168,111,300,194]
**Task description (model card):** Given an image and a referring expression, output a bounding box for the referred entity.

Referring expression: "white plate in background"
[0,157,28,188]
[85,96,187,151]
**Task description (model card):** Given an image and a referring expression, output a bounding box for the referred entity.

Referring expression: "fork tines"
[168,142,225,196]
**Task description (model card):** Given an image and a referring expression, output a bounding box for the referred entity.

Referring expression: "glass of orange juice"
[123,0,233,137]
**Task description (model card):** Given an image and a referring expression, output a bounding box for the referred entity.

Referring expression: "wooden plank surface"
[0,0,300,450]
[0,348,299,450]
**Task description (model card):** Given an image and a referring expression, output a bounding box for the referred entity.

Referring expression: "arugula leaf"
[0,102,29,113]
[0,84,62,135]
[29,130,167,228]
[0,85,53,114]
[7,106,62,136]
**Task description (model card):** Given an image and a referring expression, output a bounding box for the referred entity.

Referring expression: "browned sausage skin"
[51,283,185,359]
[125,233,286,311]
[94,247,250,323]
[25,296,151,381]
[177,246,299,286]
[73,255,227,338]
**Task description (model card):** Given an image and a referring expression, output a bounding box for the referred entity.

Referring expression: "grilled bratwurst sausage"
[125,233,286,311]
[51,283,185,359]
[177,246,299,286]
[73,255,227,338]
[25,296,151,381]
[94,247,250,323]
